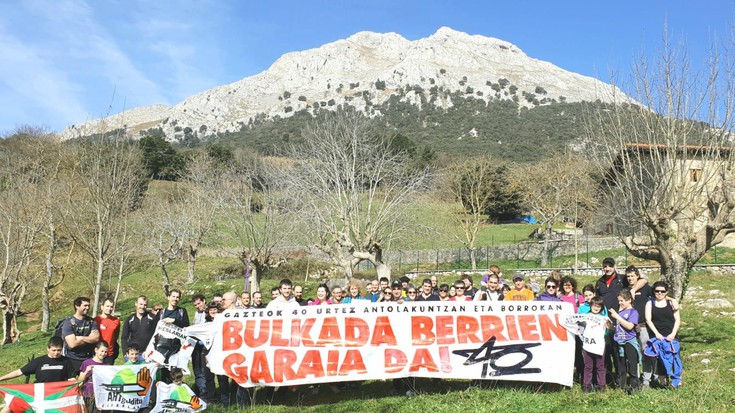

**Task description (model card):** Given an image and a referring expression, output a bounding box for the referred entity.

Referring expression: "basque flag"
[0,381,84,413]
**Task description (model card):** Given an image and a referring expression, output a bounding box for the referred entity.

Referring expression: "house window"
[689,168,702,182]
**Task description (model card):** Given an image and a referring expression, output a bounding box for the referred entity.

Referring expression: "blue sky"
[1,0,732,133]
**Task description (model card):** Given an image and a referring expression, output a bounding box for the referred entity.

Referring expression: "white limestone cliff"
[60,27,625,141]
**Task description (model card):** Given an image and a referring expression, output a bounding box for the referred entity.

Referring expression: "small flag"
[0,381,84,413]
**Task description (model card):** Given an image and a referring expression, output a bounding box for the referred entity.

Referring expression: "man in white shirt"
[268,279,300,308]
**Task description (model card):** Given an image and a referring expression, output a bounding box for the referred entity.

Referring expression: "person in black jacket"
[121,295,156,361]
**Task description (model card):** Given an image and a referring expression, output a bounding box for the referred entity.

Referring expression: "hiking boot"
[626,377,640,395]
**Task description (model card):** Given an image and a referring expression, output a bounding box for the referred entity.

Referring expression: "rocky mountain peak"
[61,27,624,141]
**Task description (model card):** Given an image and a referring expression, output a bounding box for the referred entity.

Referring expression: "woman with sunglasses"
[536,277,562,301]
[404,285,418,302]
[437,284,451,301]
[644,281,682,388]
[449,282,472,301]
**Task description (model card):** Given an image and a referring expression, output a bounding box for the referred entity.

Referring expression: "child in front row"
[582,296,607,392]
[609,290,641,394]
[124,344,144,365]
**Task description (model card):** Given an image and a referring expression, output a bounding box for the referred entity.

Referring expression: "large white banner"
[151,383,206,413]
[560,314,607,356]
[92,364,158,412]
[208,301,576,387]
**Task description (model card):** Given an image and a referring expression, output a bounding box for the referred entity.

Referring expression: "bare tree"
[0,130,51,343]
[586,29,735,299]
[220,156,296,293]
[283,111,430,279]
[35,137,75,332]
[178,154,222,284]
[62,137,147,316]
[441,156,496,269]
[141,200,185,296]
[512,154,597,267]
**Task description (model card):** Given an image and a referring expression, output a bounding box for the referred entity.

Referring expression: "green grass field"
[2,263,734,412]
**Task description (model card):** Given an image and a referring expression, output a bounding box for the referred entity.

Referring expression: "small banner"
[560,314,607,356]
[0,381,84,413]
[92,364,158,412]
[208,301,576,387]
[143,321,197,373]
[151,383,206,413]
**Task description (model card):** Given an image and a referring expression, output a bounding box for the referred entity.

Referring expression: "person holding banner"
[268,279,300,308]
[364,280,381,302]
[474,274,504,301]
[251,292,266,309]
[449,281,472,302]
[342,279,367,304]
[390,281,406,303]
[329,286,344,304]
[239,291,251,308]
[437,284,450,301]
[416,279,440,301]
[536,278,562,302]
[0,343,82,413]
[0,337,76,384]
[78,341,109,400]
[582,296,608,392]
[376,285,393,302]
[506,274,534,301]
[309,284,330,305]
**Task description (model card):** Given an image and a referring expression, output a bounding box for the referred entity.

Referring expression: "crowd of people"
[0,257,683,412]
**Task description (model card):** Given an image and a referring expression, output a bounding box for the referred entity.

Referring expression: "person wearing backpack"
[152,289,189,381]
[61,297,100,375]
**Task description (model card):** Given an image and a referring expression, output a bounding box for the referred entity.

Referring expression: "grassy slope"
[2,267,734,412]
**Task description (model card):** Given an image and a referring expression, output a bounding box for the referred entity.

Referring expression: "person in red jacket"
[94,298,120,365]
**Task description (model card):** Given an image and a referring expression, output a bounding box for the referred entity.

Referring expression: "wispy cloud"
[0,25,88,132]
[26,0,168,116]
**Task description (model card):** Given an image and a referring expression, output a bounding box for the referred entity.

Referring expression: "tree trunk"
[540,241,549,267]
[342,262,354,279]
[659,252,690,300]
[1,305,19,344]
[42,221,58,333]
[249,265,260,293]
[161,262,171,297]
[469,247,477,270]
[187,246,197,284]
[113,255,125,312]
[92,253,104,318]
[375,261,391,280]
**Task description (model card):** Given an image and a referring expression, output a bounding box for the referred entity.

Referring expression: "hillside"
[60,27,626,161]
